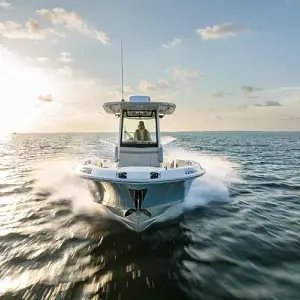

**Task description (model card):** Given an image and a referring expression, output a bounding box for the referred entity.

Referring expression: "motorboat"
[72,95,206,231]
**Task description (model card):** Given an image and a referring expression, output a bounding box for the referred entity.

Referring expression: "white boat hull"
[87,179,194,231]
[72,160,205,232]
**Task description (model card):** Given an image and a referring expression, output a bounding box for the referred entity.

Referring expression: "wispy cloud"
[38,94,54,102]
[210,90,225,97]
[237,103,248,110]
[279,86,300,91]
[162,38,181,49]
[247,95,261,99]
[196,22,250,40]
[106,85,135,100]
[209,90,234,97]
[254,100,282,107]
[0,1,12,9]
[139,65,201,98]
[36,8,111,45]
[0,46,157,132]
[26,56,49,62]
[57,65,73,76]
[0,19,63,40]
[172,65,202,82]
[262,86,300,93]
[139,78,173,92]
[58,52,73,63]
[241,85,263,98]
[241,86,263,93]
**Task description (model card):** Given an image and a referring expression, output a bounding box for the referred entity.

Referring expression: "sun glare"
[0,47,57,133]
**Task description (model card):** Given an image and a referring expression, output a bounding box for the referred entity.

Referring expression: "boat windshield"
[121,110,158,147]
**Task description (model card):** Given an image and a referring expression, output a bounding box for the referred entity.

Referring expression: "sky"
[0,0,300,133]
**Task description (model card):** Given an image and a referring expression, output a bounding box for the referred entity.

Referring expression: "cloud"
[241,86,263,98]
[172,65,202,82]
[105,85,135,100]
[138,78,176,100]
[196,22,250,40]
[162,38,181,49]
[262,86,300,93]
[38,94,54,102]
[0,0,12,9]
[139,65,201,98]
[210,90,225,97]
[247,96,261,99]
[58,52,73,63]
[36,7,111,45]
[0,46,154,132]
[237,103,248,110]
[139,79,172,92]
[26,56,49,62]
[0,19,63,40]
[277,86,300,91]
[254,100,282,107]
[209,90,234,97]
[279,113,300,120]
[57,65,73,76]
[241,85,263,93]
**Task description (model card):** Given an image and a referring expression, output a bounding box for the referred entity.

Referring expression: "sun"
[0,46,57,133]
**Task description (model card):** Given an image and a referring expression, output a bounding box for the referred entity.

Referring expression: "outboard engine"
[125,188,151,217]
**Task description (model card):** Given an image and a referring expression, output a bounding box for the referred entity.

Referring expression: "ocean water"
[0,131,300,299]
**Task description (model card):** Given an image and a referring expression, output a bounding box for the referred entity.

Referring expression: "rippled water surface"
[1,131,300,299]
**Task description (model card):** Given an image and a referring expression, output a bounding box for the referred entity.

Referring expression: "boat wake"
[32,160,109,217]
[161,135,177,145]
[152,148,242,224]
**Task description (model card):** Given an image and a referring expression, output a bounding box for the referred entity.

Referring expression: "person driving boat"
[134,120,151,141]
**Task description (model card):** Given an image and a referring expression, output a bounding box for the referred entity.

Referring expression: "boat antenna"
[121,38,124,101]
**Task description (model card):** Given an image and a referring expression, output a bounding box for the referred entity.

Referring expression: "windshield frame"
[120,109,159,148]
